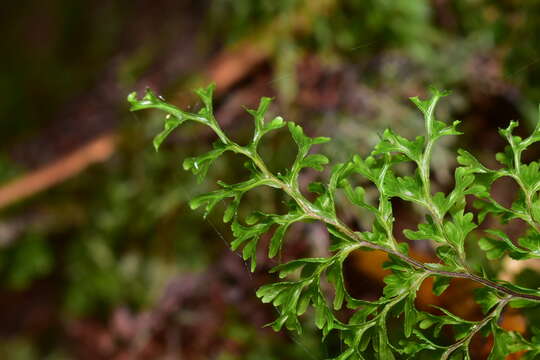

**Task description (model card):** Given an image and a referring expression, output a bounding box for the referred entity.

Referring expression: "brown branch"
[0,134,116,209]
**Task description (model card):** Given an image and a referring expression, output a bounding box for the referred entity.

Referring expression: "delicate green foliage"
[190,177,273,218]
[404,218,443,243]
[443,210,476,253]
[474,288,501,314]
[479,229,530,260]
[374,128,424,162]
[488,322,534,360]
[432,276,451,296]
[286,122,331,186]
[248,97,286,149]
[130,86,540,359]
[183,141,232,182]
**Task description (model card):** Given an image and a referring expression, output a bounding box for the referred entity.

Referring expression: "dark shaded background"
[1,1,540,359]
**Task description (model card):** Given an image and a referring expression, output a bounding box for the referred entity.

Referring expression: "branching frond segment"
[129,85,540,359]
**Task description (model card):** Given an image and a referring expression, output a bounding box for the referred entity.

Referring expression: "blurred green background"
[1,1,540,359]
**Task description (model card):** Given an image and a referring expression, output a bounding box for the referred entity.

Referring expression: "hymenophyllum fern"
[128,85,540,359]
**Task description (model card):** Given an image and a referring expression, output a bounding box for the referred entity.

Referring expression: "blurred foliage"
[209,0,434,53]
[56,120,217,314]
[1,0,540,358]
[0,233,52,290]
